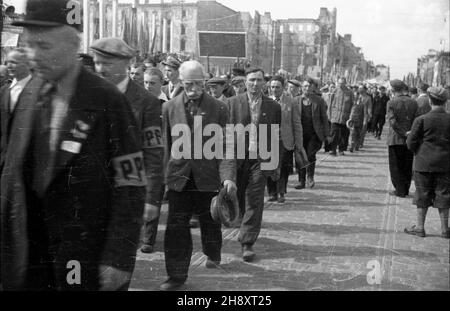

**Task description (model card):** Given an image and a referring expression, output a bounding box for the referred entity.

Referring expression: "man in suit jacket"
[1,1,146,290]
[161,56,184,100]
[90,37,164,255]
[295,79,331,189]
[386,80,419,198]
[161,60,236,291]
[227,68,281,262]
[0,48,33,172]
[266,75,302,203]
[405,86,450,239]
[372,86,389,139]
[327,77,354,156]
[357,84,373,149]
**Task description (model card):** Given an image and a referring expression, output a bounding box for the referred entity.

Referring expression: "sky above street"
[7,0,450,79]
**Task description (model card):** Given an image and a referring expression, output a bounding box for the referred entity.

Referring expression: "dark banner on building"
[198,31,246,58]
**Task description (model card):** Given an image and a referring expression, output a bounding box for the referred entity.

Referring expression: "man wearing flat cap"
[287,79,301,98]
[231,76,246,95]
[161,56,183,100]
[386,79,418,198]
[90,37,164,256]
[405,86,450,239]
[161,60,236,291]
[206,77,227,102]
[1,0,146,290]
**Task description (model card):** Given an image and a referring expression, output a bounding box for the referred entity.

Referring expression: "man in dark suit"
[416,83,431,117]
[372,86,389,139]
[161,60,236,291]
[1,0,146,290]
[161,56,184,100]
[266,75,302,203]
[405,87,450,239]
[295,79,331,190]
[0,48,34,172]
[386,80,419,198]
[90,37,164,255]
[227,68,281,262]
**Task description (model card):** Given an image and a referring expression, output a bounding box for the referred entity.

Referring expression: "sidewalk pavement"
[130,133,449,291]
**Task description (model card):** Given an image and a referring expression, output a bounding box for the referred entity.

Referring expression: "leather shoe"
[242,245,255,262]
[277,195,285,204]
[268,195,278,202]
[159,278,186,291]
[306,178,315,188]
[404,225,425,238]
[295,183,305,190]
[338,151,345,156]
[389,190,406,198]
[205,257,220,268]
[140,244,154,253]
[329,151,337,156]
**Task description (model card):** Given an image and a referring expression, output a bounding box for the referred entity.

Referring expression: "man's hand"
[223,180,237,196]
[99,265,132,291]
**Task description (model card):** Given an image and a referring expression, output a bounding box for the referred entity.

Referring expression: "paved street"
[130,132,450,291]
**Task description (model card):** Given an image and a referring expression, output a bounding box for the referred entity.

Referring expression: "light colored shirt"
[116,76,130,94]
[247,92,262,153]
[8,74,32,112]
[158,91,168,102]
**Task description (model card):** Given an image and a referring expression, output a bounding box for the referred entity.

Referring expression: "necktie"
[31,82,57,197]
[186,99,199,128]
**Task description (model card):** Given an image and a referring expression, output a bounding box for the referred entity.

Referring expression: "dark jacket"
[125,80,164,207]
[227,93,282,175]
[0,67,146,290]
[372,94,389,117]
[328,87,354,124]
[416,94,431,117]
[296,93,330,142]
[162,92,236,192]
[406,108,450,172]
[386,95,418,146]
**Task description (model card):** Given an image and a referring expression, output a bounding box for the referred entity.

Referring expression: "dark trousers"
[330,123,349,153]
[373,115,385,138]
[142,185,166,246]
[237,159,266,246]
[267,146,293,196]
[324,121,332,152]
[350,126,363,150]
[388,145,414,196]
[164,181,220,280]
[297,132,322,183]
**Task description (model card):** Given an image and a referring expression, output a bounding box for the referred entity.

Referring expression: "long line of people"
[0,1,448,291]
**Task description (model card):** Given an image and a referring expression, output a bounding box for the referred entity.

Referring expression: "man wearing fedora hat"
[161,60,236,291]
[161,56,183,100]
[90,37,164,255]
[1,0,146,290]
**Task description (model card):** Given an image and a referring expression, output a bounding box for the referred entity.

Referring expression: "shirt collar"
[158,91,168,101]
[116,76,130,94]
[9,74,32,89]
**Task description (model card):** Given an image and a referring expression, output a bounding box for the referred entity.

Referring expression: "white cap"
[179,60,205,81]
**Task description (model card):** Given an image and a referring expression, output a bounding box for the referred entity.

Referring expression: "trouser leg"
[339,125,350,152]
[164,190,193,280]
[329,123,341,153]
[238,160,266,246]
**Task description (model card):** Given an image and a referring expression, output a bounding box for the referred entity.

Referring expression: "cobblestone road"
[130,132,450,291]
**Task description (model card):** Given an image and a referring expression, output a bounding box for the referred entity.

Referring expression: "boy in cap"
[161,56,183,100]
[206,76,227,102]
[405,87,450,239]
[231,76,246,95]
[2,0,146,290]
[90,37,164,255]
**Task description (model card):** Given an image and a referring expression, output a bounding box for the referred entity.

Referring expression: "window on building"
[181,24,186,35]
[182,9,187,18]
[307,24,312,32]
[280,25,284,33]
[180,38,186,51]
[289,25,294,32]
